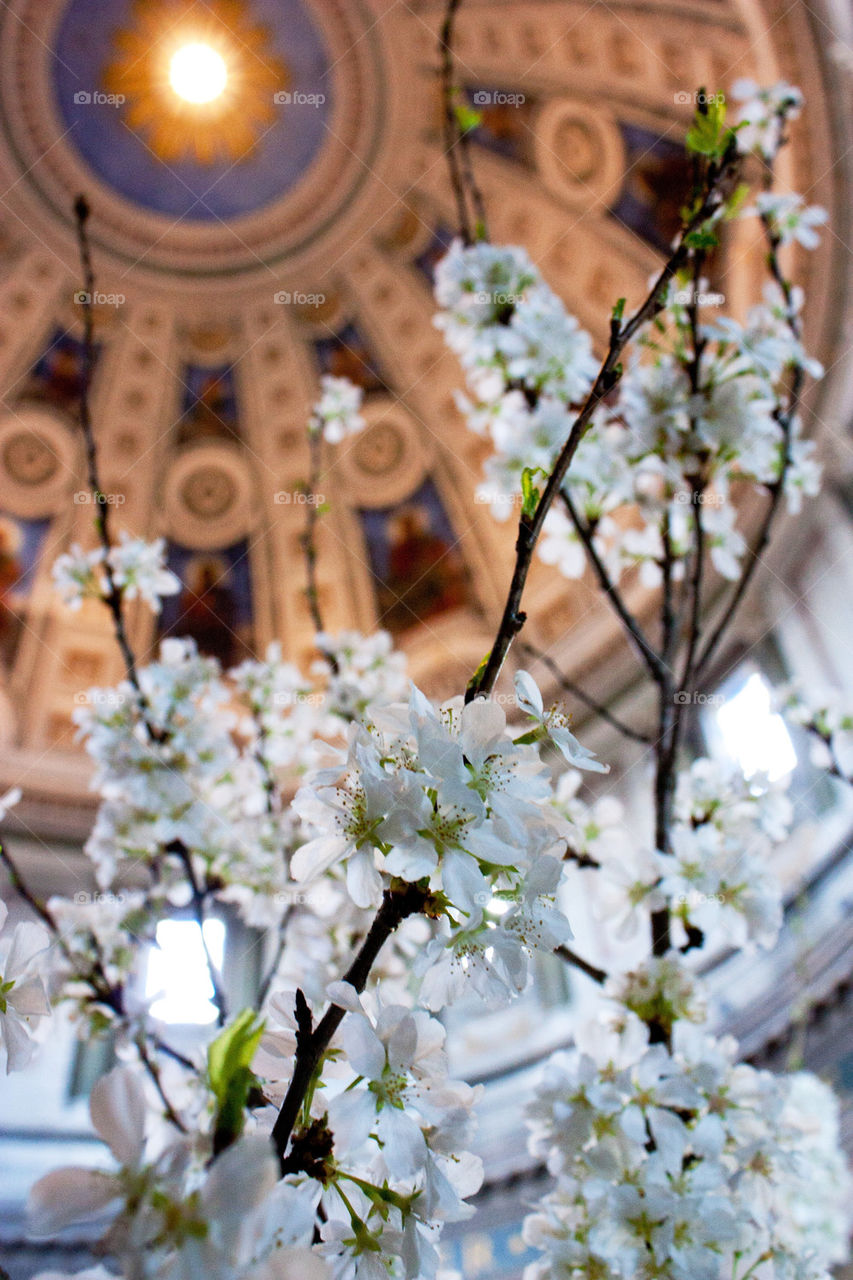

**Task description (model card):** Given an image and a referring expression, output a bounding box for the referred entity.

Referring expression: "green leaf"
[684,226,720,250]
[685,97,731,158]
[521,466,545,520]
[611,297,626,323]
[207,1010,266,1153]
[723,182,751,220]
[208,1009,265,1103]
[454,103,482,134]
[466,650,491,698]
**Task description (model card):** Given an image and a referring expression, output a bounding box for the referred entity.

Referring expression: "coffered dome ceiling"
[0,0,848,801]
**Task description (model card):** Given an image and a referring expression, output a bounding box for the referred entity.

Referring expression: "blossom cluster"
[435,85,825,594]
[558,756,792,953]
[532,267,821,588]
[523,973,851,1280]
[433,238,599,520]
[53,531,180,613]
[778,686,853,780]
[291,675,604,1009]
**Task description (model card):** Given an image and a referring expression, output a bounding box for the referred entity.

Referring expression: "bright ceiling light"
[169,43,228,105]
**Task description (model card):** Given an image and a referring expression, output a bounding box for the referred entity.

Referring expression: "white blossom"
[0,900,51,1072]
[732,79,803,159]
[752,193,828,249]
[313,376,365,444]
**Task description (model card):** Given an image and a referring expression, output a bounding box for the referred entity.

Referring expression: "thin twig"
[165,839,228,1026]
[555,944,608,986]
[136,1033,188,1133]
[438,0,488,243]
[0,839,59,933]
[650,510,679,956]
[1,837,197,1074]
[559,493,668,684]
[299,426,340,674]
[301,429,327,638]
[73,198,146,701]
[519,642,651,745]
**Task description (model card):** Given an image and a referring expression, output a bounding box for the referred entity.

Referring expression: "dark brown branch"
[519,642,651,745]
[73,198,146,701]
[650,511,680,956]
[301,429,327,638]
[0,839,59,934]
[271,883,427,1166]
[555,944,608,985]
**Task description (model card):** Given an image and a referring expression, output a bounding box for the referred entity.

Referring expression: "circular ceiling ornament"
[98,0,292,172]
[0,408,80,519]
[534,101,626,210]
[339,399,431,508]
[57,0,316,214]
[162,442,258,549]
[180,467,239,520]
[0,0,389,285]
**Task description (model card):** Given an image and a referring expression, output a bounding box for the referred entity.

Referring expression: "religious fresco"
[0,512,51,667]
[610,123,694,253]
[21,329,98,417]
[158,539,253,667]
[359,478,467,635]
[313,322,387,394]
[175,363,240,443]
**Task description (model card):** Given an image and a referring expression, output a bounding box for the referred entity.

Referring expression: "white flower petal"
[89,1066,147,1166]
[28,1168,119,1235]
